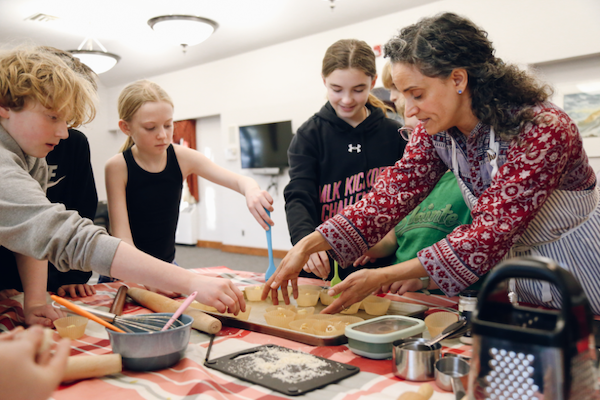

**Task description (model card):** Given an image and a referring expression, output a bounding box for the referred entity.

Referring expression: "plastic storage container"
[345,315,425,359]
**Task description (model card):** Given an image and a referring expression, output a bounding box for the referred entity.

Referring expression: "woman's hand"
[261,242,314,305]
[303,251,330,279]
[57,284,96,298]
[245,187,274,230]
[193,277,246,315]
[262,232,332,304]
[321,268,386,314]
[0,325,70,400]
[24,303,66,327]
[380,279,423,295]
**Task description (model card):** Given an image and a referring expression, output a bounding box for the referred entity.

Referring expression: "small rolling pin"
[127,287,222,334]
[397,383,434,400]
[109,285,128,316]
[62,354,122,383]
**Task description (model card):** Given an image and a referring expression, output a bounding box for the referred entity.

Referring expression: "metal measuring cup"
[393,338,442,381]
[434,356,470,399]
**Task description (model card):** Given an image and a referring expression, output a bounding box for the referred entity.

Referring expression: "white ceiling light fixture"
[68,38,120,74]
[324,0,340,11]
[148,15,218,53]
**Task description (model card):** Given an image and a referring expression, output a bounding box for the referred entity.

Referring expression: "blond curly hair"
[381,61,406,117]
[0,46,97,127]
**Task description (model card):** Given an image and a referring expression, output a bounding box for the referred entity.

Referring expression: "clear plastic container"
[244,285,264,302]
[339,302,360,314]
[264,309,296,328]
[296,291,319,307]
[53,316,88,339]
[289,319,316,334]
[312,320,345,336]
[363,297,391,316]
[294,307,315,320]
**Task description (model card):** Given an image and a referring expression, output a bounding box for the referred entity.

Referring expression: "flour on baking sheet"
[229,347,341,384]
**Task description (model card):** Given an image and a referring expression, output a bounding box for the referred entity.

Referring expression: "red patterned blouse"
[317,102,596,296]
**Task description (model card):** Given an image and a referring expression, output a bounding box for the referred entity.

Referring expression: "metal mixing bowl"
[107,313,193,371]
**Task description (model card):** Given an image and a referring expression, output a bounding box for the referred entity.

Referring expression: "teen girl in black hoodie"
[284,39,407,280]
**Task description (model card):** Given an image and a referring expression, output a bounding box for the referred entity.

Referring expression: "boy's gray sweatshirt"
[0,125,119,276]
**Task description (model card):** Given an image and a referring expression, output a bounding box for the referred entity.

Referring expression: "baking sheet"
[203,291,428,346]
[204,344,360,396]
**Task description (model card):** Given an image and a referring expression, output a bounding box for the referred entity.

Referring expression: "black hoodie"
[284,102,406,278]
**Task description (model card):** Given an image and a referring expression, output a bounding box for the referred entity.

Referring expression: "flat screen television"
[239,120,293,169]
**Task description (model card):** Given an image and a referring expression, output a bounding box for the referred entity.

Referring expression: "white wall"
[85,85,126,199]
[535,55,600,174]
[87,0,600,251]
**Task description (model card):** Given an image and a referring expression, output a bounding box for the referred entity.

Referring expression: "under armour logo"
[348,144,361,153]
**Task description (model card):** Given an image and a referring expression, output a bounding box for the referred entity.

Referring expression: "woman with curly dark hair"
[263,12,600,315]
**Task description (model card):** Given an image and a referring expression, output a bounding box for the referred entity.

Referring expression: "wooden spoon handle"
[109,285,128,316]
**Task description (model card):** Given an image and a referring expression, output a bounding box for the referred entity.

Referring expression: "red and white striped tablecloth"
[0,267,469,400]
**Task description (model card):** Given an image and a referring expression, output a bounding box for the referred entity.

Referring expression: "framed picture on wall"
[563,92,600,138]
[553,84,600,158]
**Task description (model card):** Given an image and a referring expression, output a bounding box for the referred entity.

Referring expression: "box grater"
[468,256,598,400]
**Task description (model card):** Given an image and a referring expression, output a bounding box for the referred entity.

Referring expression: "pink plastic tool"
[161,291,198,331]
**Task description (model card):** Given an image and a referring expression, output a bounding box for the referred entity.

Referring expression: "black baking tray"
[204,344,360,396]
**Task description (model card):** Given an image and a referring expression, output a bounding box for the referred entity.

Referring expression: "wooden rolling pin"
[127,287,222,334]
[62,354,122,383]
[397,383,434,400]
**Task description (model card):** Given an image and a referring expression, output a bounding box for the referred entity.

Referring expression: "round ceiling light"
[148,15,218,48]
[69,50,120,74]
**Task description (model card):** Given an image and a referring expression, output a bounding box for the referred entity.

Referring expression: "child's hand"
[57,284,96,298]
[303,251,330,279]
[245,188,274,230]
[25,304,66,328]
[193,277,246,315]
[144,286,181,298]
[0,325,70,400]
[380,279,423,295]
[0,288,20,300]
[352,255,377,267]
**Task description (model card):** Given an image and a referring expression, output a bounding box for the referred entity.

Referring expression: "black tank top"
[124,144,183,262]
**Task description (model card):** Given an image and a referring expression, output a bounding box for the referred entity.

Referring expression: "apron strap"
[451,137,479,210]
[487,127,500,178]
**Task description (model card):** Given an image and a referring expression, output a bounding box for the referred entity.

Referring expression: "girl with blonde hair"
[104,80,274,295]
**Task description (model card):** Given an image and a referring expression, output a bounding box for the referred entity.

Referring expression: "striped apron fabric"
[452,132,600,314]
[507,187,600,314]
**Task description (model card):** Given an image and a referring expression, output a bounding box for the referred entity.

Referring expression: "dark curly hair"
[383,12,553,139]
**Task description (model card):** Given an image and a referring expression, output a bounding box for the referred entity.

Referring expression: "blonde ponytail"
[367,93,394,116]
[119,137,135,152]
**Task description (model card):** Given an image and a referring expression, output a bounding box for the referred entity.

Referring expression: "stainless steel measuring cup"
[434,356,470,399]
[392,338,442,381]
